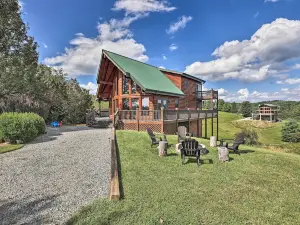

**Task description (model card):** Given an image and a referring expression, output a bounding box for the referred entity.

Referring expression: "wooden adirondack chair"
[177,126,192,143]
[181,139,201,166]
[219,135,245,154]
[146,128,168,148]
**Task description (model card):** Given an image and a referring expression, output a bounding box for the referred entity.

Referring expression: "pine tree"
[240,101,252,117]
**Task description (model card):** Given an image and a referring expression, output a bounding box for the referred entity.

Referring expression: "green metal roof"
[103,50,184,96]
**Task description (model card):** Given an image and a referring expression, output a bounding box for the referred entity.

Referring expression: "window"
[132,81,137,94]
[142,97,149,110]
[175,99,179,108]
[122,98,130,110]
[183,79,188,89]
[115,77,118,95]
[122,76,129,94]
[142,97,149,116]
[131,98,139,110]
[157,99,168,110]
[196,83,202,98]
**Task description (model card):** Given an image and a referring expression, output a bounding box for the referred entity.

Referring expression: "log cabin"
[96,50,219,139]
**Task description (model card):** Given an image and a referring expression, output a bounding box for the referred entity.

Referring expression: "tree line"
[0,0,92,124]
[218,99,300,120]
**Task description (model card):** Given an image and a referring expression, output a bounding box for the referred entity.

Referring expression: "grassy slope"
[204,112,300,153]
[68,131,300,225]
[0,144,24,154]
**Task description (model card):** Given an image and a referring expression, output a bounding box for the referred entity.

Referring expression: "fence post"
[161,107,164,133]
[136,109,139,131]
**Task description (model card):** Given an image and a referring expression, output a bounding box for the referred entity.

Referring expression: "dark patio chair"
[181,139,201,166]
[146,128,167,147]
[177,126,192,143]
[219,135,245,155]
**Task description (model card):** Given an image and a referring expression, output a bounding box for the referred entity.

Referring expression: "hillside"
[205,112,300,154]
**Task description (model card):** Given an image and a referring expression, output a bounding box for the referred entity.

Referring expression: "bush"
[235,128,259,145]
[282,120,300,143]
[0,129,4,143]
[0,112,45,143]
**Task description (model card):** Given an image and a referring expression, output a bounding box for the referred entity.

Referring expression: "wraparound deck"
[115,109,219,139]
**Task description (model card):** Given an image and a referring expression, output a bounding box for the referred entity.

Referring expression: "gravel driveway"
[0,126,111,225]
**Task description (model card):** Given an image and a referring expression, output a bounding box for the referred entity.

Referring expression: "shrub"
[281,120,300,143]
[0,129,4,143]
[235,128,259,145]
[0,112,45,143]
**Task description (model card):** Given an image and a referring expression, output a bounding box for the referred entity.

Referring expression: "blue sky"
[21,0,300,102]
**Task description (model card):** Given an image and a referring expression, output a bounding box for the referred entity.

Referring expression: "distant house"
[252,104,280,122]
[96,50,219,138]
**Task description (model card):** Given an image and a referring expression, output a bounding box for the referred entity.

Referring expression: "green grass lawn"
[68,131,300,224]
[205,112,300,154]
[0,144,24,154]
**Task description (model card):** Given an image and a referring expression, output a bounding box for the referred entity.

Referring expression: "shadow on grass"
[0,194,60,225]
[184,158,213,165]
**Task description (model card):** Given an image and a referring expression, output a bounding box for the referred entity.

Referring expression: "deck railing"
[197,90,218,99]
[117,109,218,122]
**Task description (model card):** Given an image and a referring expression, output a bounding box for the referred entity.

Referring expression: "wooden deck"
[115,109,218,139]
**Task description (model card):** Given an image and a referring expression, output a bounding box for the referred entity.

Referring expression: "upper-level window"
[122,76,129,94]
[183,79,188,89]
[115,76,118,95]
[175,99,179,108]
[132,80,137,94]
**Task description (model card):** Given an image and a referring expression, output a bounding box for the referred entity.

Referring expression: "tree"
[0,0,38,100]
[223,102,232,112]
[231,102,238,113]
[282,120,300,142]
[240,101,252,117]
[218,99,225,111]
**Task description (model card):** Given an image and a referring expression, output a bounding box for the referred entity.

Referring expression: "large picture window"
[122,98,130,110]
[132,81,137,94]
[122,76,129,94]
[132,98,139,110]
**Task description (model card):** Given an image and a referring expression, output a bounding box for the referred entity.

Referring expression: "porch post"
[197,108,200,137]
[188,108,190,133]
[161,107,164,133]
[176,108,179,129]
[205,111,207,139]
[136,109,139,131]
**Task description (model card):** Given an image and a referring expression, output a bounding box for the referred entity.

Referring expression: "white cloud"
[254,12,259,19]
[293,64,300,69]
[185,18,300,82]
[218,86,300,102]
[277,78,300,84]
[218,88,228,96]
[162,54,167,60]
[265,0,280,2]
[169,43,178,51]
[18,1,24,10]
[166,15,193,34]
[80,82,98,95]
[42,43,48,48]
[44,15,148,77]
[113,0,176,15]
[159,66,165,69]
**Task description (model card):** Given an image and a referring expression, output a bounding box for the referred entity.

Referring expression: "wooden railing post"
[136,109,139,131]
[205,111,207,139]
[176,108,179,129]
[161,107,164,133]
[197,108,200,137]
[188,108,190,133]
